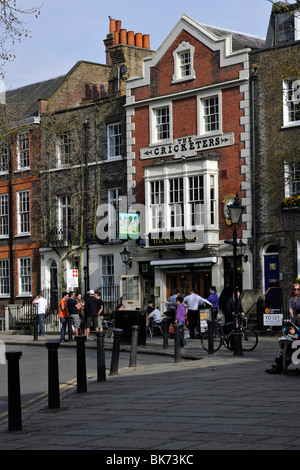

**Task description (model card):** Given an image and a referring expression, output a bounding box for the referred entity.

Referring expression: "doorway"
[263,244,281,309]
[166,271,211,298]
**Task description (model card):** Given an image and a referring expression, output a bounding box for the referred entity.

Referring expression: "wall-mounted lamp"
[120,246,132,270]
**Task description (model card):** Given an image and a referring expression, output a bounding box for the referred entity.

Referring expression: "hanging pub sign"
[140,133,234,160]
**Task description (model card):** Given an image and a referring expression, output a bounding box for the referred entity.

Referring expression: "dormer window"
[172,41,195,83]
[276,9,300,44]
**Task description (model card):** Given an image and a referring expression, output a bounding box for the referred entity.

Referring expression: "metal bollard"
[95,330,106,382]
[33,315,38,341]
[67,316,73,342]
[163,317,169,349]
[174,324,181,363]
[109,328,123,376]
[46,341,60,409]
[6,351,22,432]
[129,325,139,367]
[207,319,215,354]
[75,336,87,393]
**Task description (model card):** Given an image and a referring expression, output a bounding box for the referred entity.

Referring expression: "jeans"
[37,313,46,335]
[60,317,67,341]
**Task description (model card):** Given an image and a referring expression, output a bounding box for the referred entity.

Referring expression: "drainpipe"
[250,67,258,289]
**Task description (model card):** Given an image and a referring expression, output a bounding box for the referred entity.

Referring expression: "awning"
[150,257,217,269]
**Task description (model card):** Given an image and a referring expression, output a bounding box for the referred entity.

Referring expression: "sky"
[3,0,274,90]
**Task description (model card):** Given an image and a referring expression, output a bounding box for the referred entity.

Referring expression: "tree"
[0,0,42,76]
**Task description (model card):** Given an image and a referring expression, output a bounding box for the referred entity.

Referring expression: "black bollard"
[162,317,169,349]
[75,336,87,393]
[174,324,181,363]
[46,341,60,409]
[109,328,123,376]
[33,315,38,341]
[95,330,106,382]
[6,351,22,432]
[129,325,139,367]
[207,319,215,354]
[67,316,73,342]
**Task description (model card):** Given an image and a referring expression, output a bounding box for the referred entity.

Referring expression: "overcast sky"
[3,0,273,90]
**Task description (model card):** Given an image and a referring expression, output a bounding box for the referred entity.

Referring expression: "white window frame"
[108,188,120,241]
[197,90,222,136]
[0,259,9,296]
[107,122,122,159]
[17,190,30,235]
[58,195,72,241]
[283,78,300,128]
[0,193,9,238]
[284,160,300,196]
[18,257,32,295]
[172,41,195,83]
[56,132,71,166]
[101,255,114,288]
[0,142,8,174]
[145,163,218,236]
[17,132,30,170]
[149,101,173,145]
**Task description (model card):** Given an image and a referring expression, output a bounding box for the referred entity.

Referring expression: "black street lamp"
[120,246,132,270]
[227,193,244,356]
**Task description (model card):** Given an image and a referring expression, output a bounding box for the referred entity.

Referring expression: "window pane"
[155,108,170,141]
[108,123,121,158]
[179,51,191,77]
[0,194,8,236]
[0,259,9,295]
[18,191,30,234]
[203,97,219,132]
[18,133,30,168]
[19,257,31,294]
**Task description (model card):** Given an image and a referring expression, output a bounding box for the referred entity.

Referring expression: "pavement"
[0,329,299,454]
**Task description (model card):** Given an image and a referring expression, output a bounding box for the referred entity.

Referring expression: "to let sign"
[263,309,282,326]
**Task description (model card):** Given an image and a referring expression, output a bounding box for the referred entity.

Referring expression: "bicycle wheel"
[201,330,222,352]
[241,328,258,351]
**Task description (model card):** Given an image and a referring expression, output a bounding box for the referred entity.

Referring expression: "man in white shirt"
[146,300,162,326]
[184,290,212,338]
[33,292,48,336]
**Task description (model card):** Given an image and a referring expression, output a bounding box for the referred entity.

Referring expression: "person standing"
[207,286,219,323]
[59,292,69,342]
[67,291,81,337]
[32,292,48,337]
[84,289,103,340]
[184,289,212,338]
[288,283,300,326]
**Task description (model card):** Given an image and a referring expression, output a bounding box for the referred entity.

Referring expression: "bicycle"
[201,315,258,352]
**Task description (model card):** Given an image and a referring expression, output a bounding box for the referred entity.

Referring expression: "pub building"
[124,14,264,306]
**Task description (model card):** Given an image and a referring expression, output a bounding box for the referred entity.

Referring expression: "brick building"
[250,1,300,313]
[125,14,264,307]
[2,18,152,311]
[0,86,42,304]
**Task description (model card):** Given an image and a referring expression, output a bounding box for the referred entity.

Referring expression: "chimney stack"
[106,18,151,48]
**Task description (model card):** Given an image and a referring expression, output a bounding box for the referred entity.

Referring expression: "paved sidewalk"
[0,332,299,451]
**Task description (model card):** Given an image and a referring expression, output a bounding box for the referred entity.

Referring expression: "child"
[175,296,187,347]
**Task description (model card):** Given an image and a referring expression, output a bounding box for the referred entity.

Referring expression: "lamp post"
[227,193,244,356]
[120,246,132,272]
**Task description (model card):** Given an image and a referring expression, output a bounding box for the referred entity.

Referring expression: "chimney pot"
[135,32,143,48]
[120,28,127,44]
[127,31,135,45]
[114,31,120,45]
[115,20,121,32]
[109,18,116,33]
[143,34,150,49]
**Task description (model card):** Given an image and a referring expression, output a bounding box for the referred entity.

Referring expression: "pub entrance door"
[166,271,211,299]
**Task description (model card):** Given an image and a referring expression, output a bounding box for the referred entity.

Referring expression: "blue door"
[264,254,281,308]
